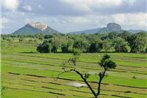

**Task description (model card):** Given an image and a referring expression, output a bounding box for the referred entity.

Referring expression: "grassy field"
[1,40,147,98]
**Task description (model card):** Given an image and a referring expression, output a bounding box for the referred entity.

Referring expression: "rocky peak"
[28,22,48,31]
[107,23,121,32]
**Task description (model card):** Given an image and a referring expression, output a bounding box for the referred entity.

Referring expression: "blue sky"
[1,0,147,34]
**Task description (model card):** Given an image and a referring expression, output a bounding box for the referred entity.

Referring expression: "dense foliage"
[1,31,147,53]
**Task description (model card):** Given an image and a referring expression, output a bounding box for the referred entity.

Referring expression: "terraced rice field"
[1,41,147,98]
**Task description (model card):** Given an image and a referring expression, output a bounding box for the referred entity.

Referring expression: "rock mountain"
[70,23,123,34]
[13,22,61,35]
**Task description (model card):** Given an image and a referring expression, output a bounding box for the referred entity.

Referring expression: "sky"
[1,0,147,34]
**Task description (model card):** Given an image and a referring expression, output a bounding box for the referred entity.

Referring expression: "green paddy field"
[1,40,147,98]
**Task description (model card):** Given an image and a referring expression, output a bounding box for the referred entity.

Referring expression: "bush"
[122,45,131,52]
[37,44,48,53]
[72,48,81,56]
[145,47,147,53]
[61,46,69,53]
[89,43,102,53]
[115,45,131,53]
[36,41,52,53]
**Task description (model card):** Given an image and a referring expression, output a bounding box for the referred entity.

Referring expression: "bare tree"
[58,51,116,98]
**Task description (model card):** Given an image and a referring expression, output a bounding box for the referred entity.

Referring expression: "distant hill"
[69,23,144,34]
[128,30,145,33]
[13,22,61,35]
[12,22,145,35]
[69,28,101,34]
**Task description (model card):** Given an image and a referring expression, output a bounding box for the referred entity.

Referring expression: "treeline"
[36,31,147,53]
[1,31,147,53]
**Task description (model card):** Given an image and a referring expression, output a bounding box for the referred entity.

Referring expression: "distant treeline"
[1,31,147,53]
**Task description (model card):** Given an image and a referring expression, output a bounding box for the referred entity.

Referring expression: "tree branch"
[96,69,107,96]
[72,69,97,97]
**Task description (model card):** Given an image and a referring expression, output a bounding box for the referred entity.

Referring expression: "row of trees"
[37,31,147,53]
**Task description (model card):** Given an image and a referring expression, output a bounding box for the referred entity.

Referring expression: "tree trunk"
[73,69,97,98]
[72,69,106,98]
[97,69,107,97]
[97,77,102,96]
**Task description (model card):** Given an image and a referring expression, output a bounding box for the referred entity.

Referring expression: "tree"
[51,46,57,53]
[128,32,147,53]
[102,40,112,52]
[119,31,131,41]
[89,42,102,53]
[145,48,147,53]
[44,35,53,39]
[51,37,61,53]
[61,38,73,53]
[36,40,52,53]
[73,39,89,52]
[59,53,116,98]
[61,46,69,53]
[97,54,116,96]
[113,37,130,52]
[34,33,44,40]
[86,34,101,43]
[108,32,118,39]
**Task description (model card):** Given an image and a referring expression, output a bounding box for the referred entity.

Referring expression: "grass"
[1,40,147,98]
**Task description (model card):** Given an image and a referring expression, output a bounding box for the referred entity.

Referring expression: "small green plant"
[1,86,6,97]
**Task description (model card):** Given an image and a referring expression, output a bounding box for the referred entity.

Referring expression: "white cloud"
[3,0,20,11]
[126,0,136,5]
[112,13,147,30]
[59,0,146,15]
[23,5,32,11]
[66,17,90,24]
[2,17,9,24]
[60,0,122,11]
[38,5,44,9]
[0,17,9,34]
[25,18,33,23]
